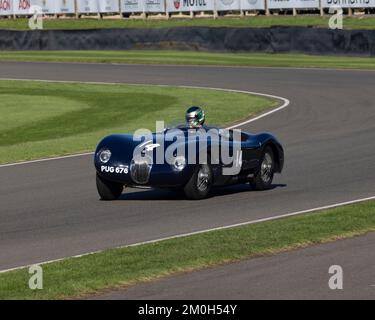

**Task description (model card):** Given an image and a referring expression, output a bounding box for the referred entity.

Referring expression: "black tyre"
[252,146,275,190]
[96,173,123,200]
[184,164,213,200]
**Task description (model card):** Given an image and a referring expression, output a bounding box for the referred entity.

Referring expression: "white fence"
[0,0,374,16]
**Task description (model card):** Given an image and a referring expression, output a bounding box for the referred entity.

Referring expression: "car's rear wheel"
[96,173,123,200]
[252,146,275,190]
[184,164,213,200]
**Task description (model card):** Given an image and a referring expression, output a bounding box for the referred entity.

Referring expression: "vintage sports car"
[94,107,284,200]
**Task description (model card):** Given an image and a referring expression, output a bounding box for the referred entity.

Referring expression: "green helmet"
[186,106,205,128]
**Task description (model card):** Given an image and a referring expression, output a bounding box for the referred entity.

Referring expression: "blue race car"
[94,106,284,200]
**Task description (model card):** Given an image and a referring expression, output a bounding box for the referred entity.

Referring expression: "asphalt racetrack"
[95,233,375,300]
[1,62,375,273]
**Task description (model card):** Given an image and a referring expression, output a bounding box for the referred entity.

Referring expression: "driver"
[186,106,205,129]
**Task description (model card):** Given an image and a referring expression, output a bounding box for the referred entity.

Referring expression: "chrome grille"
[130,156,152,184]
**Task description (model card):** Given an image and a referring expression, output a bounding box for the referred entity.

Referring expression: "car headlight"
[173,156,186,171]
[98,149,111,164]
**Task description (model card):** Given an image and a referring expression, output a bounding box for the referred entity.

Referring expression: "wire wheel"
[197,165,211,192]
[184,164,213,200]
[252,146,275,191]
[260,152,273,184]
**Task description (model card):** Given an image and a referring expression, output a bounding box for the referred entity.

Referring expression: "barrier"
[1,0,375,16]
[0,27,374,56]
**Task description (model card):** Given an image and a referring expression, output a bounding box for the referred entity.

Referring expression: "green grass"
[1,200,374,299]
[0,80,277,164]
[1,16,375,30]
[1,50,375,69]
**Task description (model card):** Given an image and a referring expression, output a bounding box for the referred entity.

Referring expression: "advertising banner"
[5,0,375,17]
[55,0,75,13]
[77,0,99,13]
[13,0,31,14]
[121,0,144,12]
[216,0,240,11]
[31,0,55,13]
[145,0,165,12]
[166,0,215,12]
[322,0,375,7]
[0,0,13,15]
[98,0,120,12]
[267,0,319,8]
[122,0,165,12]
[240,0,265,9]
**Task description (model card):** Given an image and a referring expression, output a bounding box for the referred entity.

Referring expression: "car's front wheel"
[252,146,275,190]
[96,173,123,200]
[184,164,213,200]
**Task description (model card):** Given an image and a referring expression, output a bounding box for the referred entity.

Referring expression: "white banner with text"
[240,0,265,10]
[267,0,319,9]
[77,0,99,13]
[166,0,215,12]
[3,0,375,16]
[322,0,375,8]
[98,0,120,12]
[121,0,165,12]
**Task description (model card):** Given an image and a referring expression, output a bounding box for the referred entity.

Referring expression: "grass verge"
[0,80,277,164]
[1,51,375,70]
[0,200,374,299]
[1,16,375,30]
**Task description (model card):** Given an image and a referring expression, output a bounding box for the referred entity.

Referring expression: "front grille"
[130,156,152,184]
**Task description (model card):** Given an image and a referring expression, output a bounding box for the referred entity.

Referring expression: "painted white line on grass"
[0,79,290,168]
[1,195,375,274]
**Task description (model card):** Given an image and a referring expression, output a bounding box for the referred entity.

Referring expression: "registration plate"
[100,166,129,174]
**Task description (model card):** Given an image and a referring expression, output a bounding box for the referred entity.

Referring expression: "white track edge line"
[0,78,290,168]
[1,195,375,274]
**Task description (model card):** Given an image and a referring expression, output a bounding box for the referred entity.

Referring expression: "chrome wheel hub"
[261,153,273,183]
[197,166,210,192]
